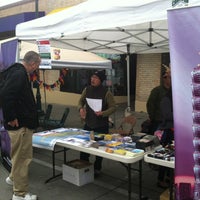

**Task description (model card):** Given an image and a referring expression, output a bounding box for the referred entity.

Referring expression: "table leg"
[127,163,132,200]
[169,169,174,200]
[121,161,143,200]
[45,147,68,183]
[139,160,142,200]
[64,147,67,164]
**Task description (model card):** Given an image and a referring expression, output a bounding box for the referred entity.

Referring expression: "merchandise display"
[32,128,145,200]
[147,145,175,162]
[32,128,145,157]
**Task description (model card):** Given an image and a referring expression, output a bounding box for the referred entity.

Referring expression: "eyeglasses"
[163,76,171,79]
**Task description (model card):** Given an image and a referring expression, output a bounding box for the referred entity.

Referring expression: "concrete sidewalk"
[0,103,167,200]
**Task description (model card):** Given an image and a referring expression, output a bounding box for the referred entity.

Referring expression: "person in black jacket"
[157,87,174,188]
[2,51,41,200]
[146,65,171,134]
[78,70,116,177]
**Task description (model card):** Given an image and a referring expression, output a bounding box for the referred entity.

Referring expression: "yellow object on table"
[105,148,114,153]
[104,134,113,140]
[106,142,122,147]
[114,149,126,155]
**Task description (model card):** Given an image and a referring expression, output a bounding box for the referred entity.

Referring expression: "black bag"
[160,128,174,146]
[141,119,152,134]
[0,129,12,172]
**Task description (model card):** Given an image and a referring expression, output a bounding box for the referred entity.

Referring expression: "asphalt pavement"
[0,103,167,200]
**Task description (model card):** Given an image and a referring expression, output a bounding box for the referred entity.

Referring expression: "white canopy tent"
[16,0,173,54]
[19,40,112,69]
[16,0,200,109]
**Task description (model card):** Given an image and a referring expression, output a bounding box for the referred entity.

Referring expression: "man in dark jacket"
[2,51,41,200]
[146,65,171,134]
[78,70,116,176]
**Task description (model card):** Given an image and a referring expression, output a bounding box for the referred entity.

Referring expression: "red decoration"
[30,71,64,90]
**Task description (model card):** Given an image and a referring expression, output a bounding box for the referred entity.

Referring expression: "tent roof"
[19,41,111,69]
[16,0,200,54]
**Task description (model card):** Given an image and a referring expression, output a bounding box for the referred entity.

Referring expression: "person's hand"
[80,108,86,119]
[8,119,19,127]
[95,111,103,116]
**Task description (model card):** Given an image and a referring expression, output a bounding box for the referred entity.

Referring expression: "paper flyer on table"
[32,128,88,150]
[86,98,102,112]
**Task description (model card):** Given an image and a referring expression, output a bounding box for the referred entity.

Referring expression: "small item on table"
[114,149,126,155]
[104,134,113,141]
[105,147,114,153]
[106,141,122,147]
[90,131,95,140]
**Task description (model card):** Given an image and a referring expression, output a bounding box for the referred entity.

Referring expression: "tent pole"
[126,44,131,113]
[42,69,47,111]
[35,0,44,115]
[16,40,21,62]
[35,0,39,18]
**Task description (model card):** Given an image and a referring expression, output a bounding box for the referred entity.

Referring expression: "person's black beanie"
[161,64,170,77]
[93,70,106,82]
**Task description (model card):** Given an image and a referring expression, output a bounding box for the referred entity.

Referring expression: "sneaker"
[12,193,37,200]
[6,177,13,185]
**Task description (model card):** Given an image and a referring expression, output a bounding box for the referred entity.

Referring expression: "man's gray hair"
[23,51,41,64]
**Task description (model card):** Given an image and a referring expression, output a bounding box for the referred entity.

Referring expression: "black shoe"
[157,181,169,189]
[94,170,101,178]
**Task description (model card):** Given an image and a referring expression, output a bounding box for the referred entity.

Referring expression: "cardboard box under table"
[160,189,172,200]
[62,159,94,186]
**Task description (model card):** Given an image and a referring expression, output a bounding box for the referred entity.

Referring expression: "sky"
[0,0,25,7]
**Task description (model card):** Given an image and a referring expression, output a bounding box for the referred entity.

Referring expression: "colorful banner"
[36,39,52,69]
[168,6,200,200]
